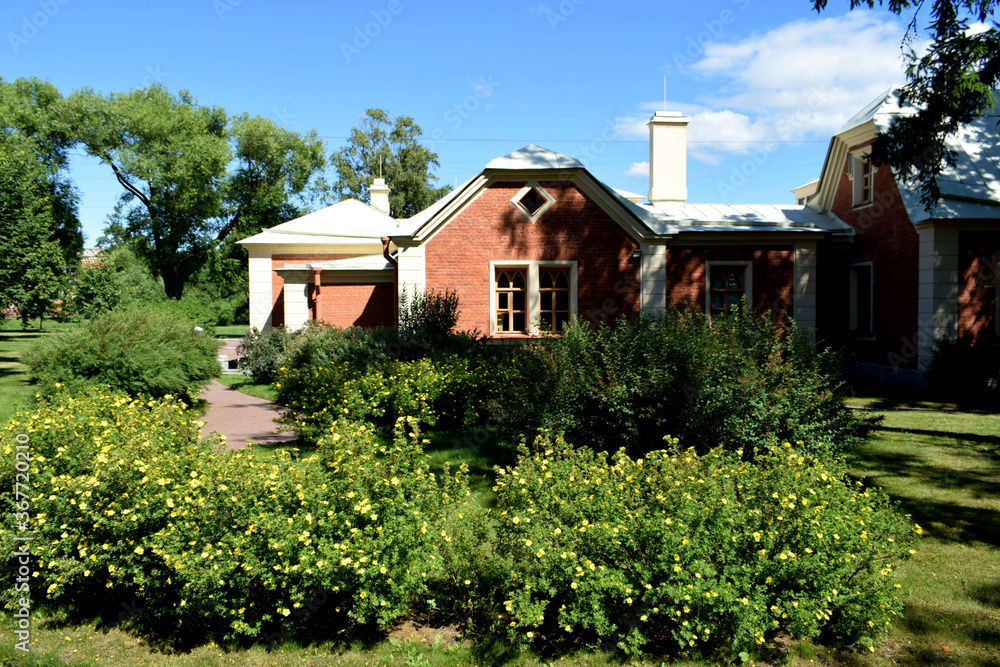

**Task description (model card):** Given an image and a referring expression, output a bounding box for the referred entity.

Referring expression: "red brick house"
[240,110,854,342]
[806,89,1000,383]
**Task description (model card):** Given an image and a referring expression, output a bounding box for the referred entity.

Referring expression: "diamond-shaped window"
[519,188,546,216]
[511,183,554,222]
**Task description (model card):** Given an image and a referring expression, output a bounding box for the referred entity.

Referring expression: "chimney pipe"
[647,111,689,203]
[370,178,391,216]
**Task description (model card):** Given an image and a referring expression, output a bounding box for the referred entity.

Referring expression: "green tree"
[0,134,70,326]
[0,77,83,267]
[812,0,999,208]
[64,85,325,299]
[328,108,451,218]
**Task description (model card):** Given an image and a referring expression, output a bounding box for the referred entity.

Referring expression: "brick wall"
[663,246,794,314]
[958,231,999,344]
[424,181,641,332]
[317,282,396,328]
[830,156,920,368]
[270,253,363,327]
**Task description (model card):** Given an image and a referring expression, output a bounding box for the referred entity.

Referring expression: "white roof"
[239,199,409,245]
[839,88,1000,222]
[485,144,585,170]
[644,202,849,234]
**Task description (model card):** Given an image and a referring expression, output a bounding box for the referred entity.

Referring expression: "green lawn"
[215,324,249,338]
[0,320,80,425]
[215,373,279,402]
[808,405,1000,667]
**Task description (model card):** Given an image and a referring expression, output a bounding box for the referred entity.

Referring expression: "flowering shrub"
[24,307,220,400]
[276,354,503,441]
[491,433,919,659]
[0,391,469,644]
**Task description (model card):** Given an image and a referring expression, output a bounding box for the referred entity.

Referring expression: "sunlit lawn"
[0,319,80,425]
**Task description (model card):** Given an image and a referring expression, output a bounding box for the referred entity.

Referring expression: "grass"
[802,405,1000,667]
[215,324,249,338]
[0,319,80,425]
[215,374,280,402]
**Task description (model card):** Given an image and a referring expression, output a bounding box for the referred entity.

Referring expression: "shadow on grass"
[875,425,1000,448]
[968,580,1000,610]
[898,599,1000,656]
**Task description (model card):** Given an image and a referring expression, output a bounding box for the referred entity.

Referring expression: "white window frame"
[705,261,752,316]
[510,182,555,223]
[848,150,876,209]
[849,261,874,338]
[489,260,578,335]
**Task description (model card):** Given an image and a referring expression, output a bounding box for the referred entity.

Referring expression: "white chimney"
[647,111,689,203]
[370,178,391,216]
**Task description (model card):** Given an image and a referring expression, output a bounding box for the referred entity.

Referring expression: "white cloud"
[625,161,649,178]
[641,11,921,163]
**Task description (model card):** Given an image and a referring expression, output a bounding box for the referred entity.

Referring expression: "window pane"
[497,273,509,289]
[556,312,569,331]
[712,294,723,310]
[498,313,508,331]
[727,272,742,289]
[513,291,525,310]
[728,293,741,309]
[555,271,569,289]
[541,292,551,310]
[513,313,525,332]
[541,312,553,328]
[556,291,568,311]
[498,293,508,310]
[541,272,553,289]
[512,272,526,289]
[711,274,725,289]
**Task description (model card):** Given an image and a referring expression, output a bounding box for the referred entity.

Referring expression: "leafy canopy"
[328,108,451,218]
[0,133,71,325]
[812,0,999,208]
[64,84,326,299]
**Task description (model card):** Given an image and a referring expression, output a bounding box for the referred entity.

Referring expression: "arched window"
[539,267,570,332]
[496,269,527,332]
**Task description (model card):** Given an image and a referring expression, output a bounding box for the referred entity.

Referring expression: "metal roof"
[484,144,585,170]
[837,88,1000,222]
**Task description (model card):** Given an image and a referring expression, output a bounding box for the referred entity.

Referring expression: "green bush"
[24,307,220,399]
[491,433,919,659]
[73,259,123,319]
[514,311,874,458]
[279,321,398,372]
[276,354,504,441]
[399,288,461,344]
[0,392,469,645]
[237,325,296,384]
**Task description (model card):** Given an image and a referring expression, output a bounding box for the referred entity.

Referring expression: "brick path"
[199,379,298,450]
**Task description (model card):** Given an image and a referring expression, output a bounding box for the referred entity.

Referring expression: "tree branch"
[101,154,151,210]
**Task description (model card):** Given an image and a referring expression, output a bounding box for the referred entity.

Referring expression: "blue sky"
[2,0,915,245]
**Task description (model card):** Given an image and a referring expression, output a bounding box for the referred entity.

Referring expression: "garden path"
[199,380,297,450]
